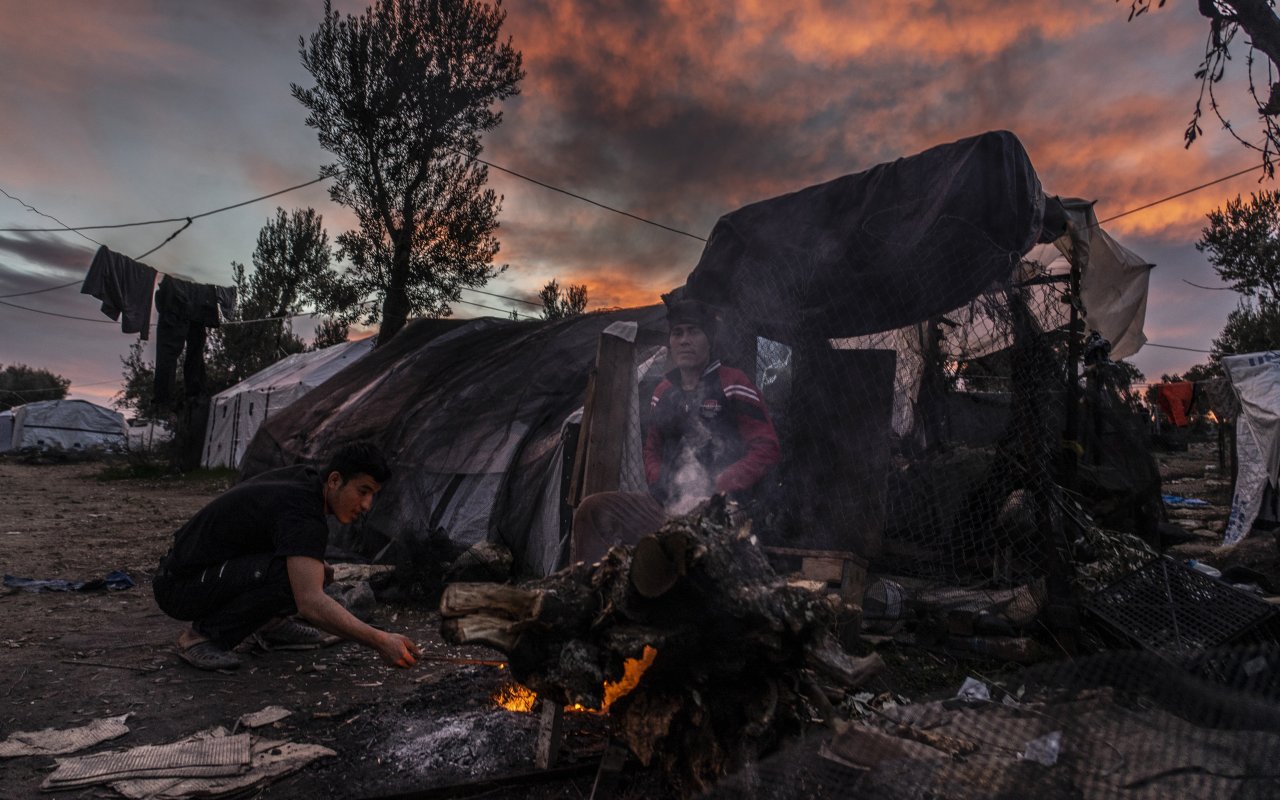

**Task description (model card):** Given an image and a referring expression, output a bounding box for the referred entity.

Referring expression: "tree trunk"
[377,232,413,345]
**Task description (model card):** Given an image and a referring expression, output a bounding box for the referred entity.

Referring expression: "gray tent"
[7,400,126,451]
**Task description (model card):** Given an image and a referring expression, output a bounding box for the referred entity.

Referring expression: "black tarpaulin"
[238,308,668,576]
[682,130,1045,342]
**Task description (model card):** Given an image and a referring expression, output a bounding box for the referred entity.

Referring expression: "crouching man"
[153,442,421,671]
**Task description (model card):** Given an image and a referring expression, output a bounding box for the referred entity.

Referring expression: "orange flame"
[491,646,658,715]
[600,645,658,712]
[492,683,538,713]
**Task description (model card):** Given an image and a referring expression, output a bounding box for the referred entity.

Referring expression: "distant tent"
[7,399,126,451]
[0,409,13,452]
[202,338,376,469]
[1222,352,1280,546]
[238,310,666,577]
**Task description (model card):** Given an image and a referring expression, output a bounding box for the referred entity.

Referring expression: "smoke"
[665,437,714,515]
[662,392,734,515]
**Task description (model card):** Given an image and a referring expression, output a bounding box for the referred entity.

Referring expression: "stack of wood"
[440,496,884,795]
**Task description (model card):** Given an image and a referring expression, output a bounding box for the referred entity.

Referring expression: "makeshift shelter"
[7,399,126,451]
[202,338,375,469]
[242,130,1157,587]
[1222,351,1280,545]
[239,311,668,576]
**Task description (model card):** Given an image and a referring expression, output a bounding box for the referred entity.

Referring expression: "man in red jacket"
[572,299,780,563]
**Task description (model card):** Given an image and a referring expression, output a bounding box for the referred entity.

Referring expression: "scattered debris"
[237,706,292,729]
[39,724,334,797]
[1162,495,1210,508]
[42,731,252,790]
[2,569,134,593]
[1021,730,1062,766]
[0,713,131,758]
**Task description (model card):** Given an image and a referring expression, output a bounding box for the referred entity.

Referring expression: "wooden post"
[534,702,563,770]
[578,322,638,499]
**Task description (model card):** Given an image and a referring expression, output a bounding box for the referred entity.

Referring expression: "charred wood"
[440,496,884,796]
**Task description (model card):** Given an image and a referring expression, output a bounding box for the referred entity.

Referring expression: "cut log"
[439,614,520,652]
[440,583,540,621]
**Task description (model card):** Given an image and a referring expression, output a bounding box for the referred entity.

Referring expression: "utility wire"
[462,286,543,307]
[1143,342,1214,353]
[1097,163,1264,225]
[450,149,707,242]
[0,279,82,299]
[453,297,534,319]
[0,297,115,324]
[0,187,104,247]
[0,176,329,234]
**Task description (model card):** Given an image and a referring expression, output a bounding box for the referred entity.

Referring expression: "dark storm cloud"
[0,234,95,293]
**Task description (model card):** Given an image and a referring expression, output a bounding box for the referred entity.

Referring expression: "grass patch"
[95,461,238,487]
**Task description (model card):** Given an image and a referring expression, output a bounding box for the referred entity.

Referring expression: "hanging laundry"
[1155,381,1195,427]
[1189,377,1239,422]
[153,276,237,408]
[79,246,157,339]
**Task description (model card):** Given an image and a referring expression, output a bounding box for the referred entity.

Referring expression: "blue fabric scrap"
[1162,495,1210,508]
[3,570,135,593]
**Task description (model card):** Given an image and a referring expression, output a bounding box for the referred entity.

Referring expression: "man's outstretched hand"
[376,631,422,668]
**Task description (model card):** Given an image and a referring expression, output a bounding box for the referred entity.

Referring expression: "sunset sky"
[0,0,1270,407]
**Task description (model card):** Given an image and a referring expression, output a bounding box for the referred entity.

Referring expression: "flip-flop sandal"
[177,640,243,671]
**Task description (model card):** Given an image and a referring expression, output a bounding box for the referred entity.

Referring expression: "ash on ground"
[382,707,540,782]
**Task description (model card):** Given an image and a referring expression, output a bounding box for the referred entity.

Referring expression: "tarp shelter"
[202,338,375,469]
[1223,351,1280,545]
[7,400,126,451]
[241,130,1156,580]
[239,311,667,577]
[0,409,13,452]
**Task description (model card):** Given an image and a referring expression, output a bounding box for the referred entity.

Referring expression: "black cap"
[663,296,718,333]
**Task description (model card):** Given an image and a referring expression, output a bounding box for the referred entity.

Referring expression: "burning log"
[441,496,884,795]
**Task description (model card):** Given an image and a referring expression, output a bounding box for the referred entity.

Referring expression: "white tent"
[1222,351,1280,546]
[8,400,126,451]
[202,338,375,469]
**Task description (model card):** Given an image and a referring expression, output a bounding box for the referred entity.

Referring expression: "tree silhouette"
[539,279,589,320]
[0,364,69,411]
[293,0,524,345]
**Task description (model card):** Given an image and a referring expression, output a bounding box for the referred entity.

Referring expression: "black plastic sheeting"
[238,308,667,575]
[681,130,1045,343]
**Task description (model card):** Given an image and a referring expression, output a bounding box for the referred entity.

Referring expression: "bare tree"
[293,0,524,345]
[1126,0,1280,174]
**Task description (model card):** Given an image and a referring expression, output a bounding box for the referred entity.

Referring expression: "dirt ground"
[1,438,1276,799]
[0,461,613,799]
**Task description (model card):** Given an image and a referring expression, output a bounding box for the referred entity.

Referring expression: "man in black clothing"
[154,442,421,671]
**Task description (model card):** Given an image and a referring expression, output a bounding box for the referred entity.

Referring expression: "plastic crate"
[1084,557,1280,659]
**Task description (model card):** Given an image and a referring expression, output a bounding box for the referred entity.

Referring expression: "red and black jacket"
[644,360,780,503]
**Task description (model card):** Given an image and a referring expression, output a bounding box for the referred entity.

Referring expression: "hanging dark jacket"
[79,245,157,339]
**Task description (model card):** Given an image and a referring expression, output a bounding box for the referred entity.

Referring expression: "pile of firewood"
[440,496,883,795]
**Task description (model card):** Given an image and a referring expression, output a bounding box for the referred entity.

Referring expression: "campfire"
[492,645,659,715]
[443,498,882,795]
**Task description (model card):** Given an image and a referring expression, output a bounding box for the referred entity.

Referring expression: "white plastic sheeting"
[1222,352,1280,546]
[8,400,126,451]
[1023,198,1154,360]
[0,410,14,452]
[202,338,374,469]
